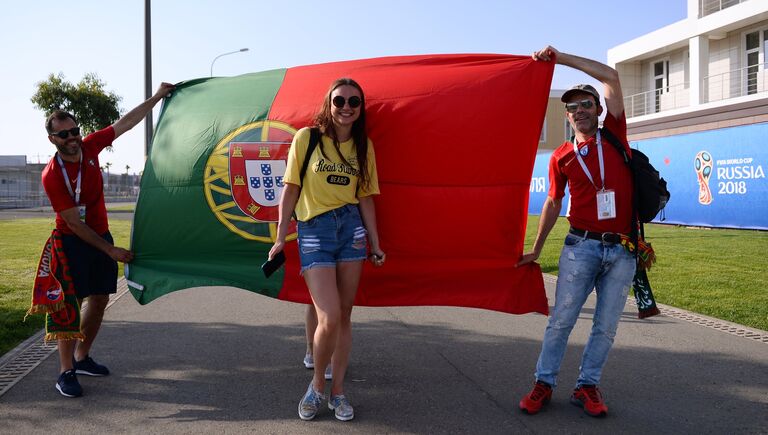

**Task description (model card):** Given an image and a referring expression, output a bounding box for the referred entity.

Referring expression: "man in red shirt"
[517,46,636,417]
[42,82,174,398]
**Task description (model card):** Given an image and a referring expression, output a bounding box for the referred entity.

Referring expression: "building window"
[564,119,574,143]
[744,29,767,95]
[700,0,744,18]
[653,60,669,113]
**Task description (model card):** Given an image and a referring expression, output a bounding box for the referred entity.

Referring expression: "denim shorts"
[297,204,368,274]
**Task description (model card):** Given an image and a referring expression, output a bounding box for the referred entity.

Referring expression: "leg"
[577,245,635,386]
[305,304,318,358]
[58,339,76,373]
[535,236,602,387]
[330,260,363,396]
[303,267,340,393]
[75,294,109,360]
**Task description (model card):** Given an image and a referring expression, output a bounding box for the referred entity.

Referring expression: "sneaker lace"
[530,383,549,401]
[582,386,602,403]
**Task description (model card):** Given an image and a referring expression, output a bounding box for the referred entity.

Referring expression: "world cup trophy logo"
[694,151,713,205]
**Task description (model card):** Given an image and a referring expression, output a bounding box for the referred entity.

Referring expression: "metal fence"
[0,165,138,210]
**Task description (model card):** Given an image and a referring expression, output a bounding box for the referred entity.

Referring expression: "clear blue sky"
[0,0,686,173]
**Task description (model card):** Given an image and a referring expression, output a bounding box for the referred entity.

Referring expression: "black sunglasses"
[50,127,81,139]
[565,99,595,113]
[332,95,362,109]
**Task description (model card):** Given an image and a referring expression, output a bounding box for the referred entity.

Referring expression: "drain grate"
[657,305,768,344]
[0,279,129,398]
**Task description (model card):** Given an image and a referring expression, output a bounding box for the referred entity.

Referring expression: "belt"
[569,227,622,244]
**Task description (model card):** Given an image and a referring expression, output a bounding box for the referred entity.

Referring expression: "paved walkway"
[1,276,766,434]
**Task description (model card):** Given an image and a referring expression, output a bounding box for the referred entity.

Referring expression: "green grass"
[105,203,136,212]
[0,219,131,356]
[524,216,768,331]
[1,216,766,357]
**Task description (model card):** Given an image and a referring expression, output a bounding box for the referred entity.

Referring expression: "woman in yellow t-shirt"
[269,78,385,422]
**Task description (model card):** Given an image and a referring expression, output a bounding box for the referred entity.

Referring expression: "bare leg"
[303,267,340,393]
[58,339,76,373]
[330,260,363,396]
[305,304,317,357]
[74,295,108,360]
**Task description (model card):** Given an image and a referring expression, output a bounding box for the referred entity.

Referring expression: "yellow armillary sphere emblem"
[203,119,298,242]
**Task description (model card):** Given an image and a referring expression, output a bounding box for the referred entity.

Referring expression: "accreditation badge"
[596,189,616,220]
[78,206,86,221]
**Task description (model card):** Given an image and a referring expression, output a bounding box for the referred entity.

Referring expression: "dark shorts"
[61,231,118,299]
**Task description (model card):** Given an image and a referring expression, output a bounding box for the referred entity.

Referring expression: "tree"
[31,73,122,136]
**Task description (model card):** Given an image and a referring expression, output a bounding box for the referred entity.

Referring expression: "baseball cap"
[561,84,601,104]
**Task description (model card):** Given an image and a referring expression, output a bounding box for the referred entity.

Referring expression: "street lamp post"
[210,48,249,77]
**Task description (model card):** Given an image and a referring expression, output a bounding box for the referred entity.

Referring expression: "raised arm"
[533,46,624,118]
[111,82,175,139]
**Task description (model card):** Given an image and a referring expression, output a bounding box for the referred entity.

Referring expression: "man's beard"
[55,139,82,157]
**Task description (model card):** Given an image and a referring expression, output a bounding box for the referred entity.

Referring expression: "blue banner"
[528,123,768,230]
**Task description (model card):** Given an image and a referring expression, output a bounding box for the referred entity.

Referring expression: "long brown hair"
[313,78,371,189]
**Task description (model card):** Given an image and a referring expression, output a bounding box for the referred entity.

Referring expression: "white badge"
[596,189,616,220]
[78,206,87,221]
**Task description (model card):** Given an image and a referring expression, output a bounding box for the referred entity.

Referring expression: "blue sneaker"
[74,355,110,376]
[298,382,326,421]
[328,394,354,421]
[56,369,82,398]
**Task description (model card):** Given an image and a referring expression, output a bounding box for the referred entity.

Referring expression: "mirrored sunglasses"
[332,95,362,109]
[50,127,81,139]
[565,99,595,113]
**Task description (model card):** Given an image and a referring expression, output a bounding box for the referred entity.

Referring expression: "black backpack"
[601,127,670,223]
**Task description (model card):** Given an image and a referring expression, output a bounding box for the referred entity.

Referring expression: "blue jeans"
[534,233,636,388]
[297,204,368,274]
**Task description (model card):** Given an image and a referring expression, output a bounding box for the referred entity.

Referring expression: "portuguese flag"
[126,54,553,315]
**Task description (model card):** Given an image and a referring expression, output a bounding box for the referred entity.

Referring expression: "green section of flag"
[127,69,287,304]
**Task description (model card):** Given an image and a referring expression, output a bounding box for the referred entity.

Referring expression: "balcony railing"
[623,83,689,118]
[703,63,768,102]
[699,0,746,18]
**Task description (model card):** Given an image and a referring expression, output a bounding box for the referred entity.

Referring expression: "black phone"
[261,251,286,278]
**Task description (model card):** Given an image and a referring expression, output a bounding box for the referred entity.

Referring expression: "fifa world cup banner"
[126,54,554,315]
[633,123,768,230]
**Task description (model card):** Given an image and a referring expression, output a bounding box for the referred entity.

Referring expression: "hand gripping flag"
[126,54,553,315]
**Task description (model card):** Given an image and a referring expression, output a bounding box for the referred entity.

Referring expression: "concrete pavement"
[1,275,766,434]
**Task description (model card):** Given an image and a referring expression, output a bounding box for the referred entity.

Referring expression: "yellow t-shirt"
[284,127,380,221]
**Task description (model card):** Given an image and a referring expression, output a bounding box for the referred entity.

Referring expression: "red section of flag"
[268,54,553,315]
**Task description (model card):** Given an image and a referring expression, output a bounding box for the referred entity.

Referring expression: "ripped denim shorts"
[297,204,368,274]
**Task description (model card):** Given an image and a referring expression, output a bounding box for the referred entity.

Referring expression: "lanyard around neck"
[572,129,605,191]
[56,153,82,205]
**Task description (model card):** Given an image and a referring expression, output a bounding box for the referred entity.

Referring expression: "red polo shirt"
[547,112,634,234]
[41,126,115,235]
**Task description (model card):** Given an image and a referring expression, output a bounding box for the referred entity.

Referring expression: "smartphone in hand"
[261,251,286,278]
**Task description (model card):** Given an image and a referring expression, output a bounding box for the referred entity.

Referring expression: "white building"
[603,0,768,230]
[609,0,768,139]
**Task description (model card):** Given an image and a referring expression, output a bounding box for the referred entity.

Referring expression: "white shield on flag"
[245,159,286,207]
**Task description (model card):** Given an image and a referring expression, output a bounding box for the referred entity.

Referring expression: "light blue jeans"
[534,233,636,388]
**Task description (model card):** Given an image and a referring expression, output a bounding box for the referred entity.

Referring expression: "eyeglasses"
[50,127,81,139]
[565,99,595,113]
[332,95,362,109]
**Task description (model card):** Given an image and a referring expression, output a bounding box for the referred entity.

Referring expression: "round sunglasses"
[332,95,362,109]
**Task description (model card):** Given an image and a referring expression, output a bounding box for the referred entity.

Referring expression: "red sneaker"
[519,381,552,415]
[570,385,608,417]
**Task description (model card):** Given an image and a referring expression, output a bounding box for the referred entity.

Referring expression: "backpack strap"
[600,127,643,252]
[600,127,630,165]
[299,127,321,188]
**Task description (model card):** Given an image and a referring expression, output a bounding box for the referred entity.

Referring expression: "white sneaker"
[303,354,314,369]
[324,365,333,380]
[328,394,354,421]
